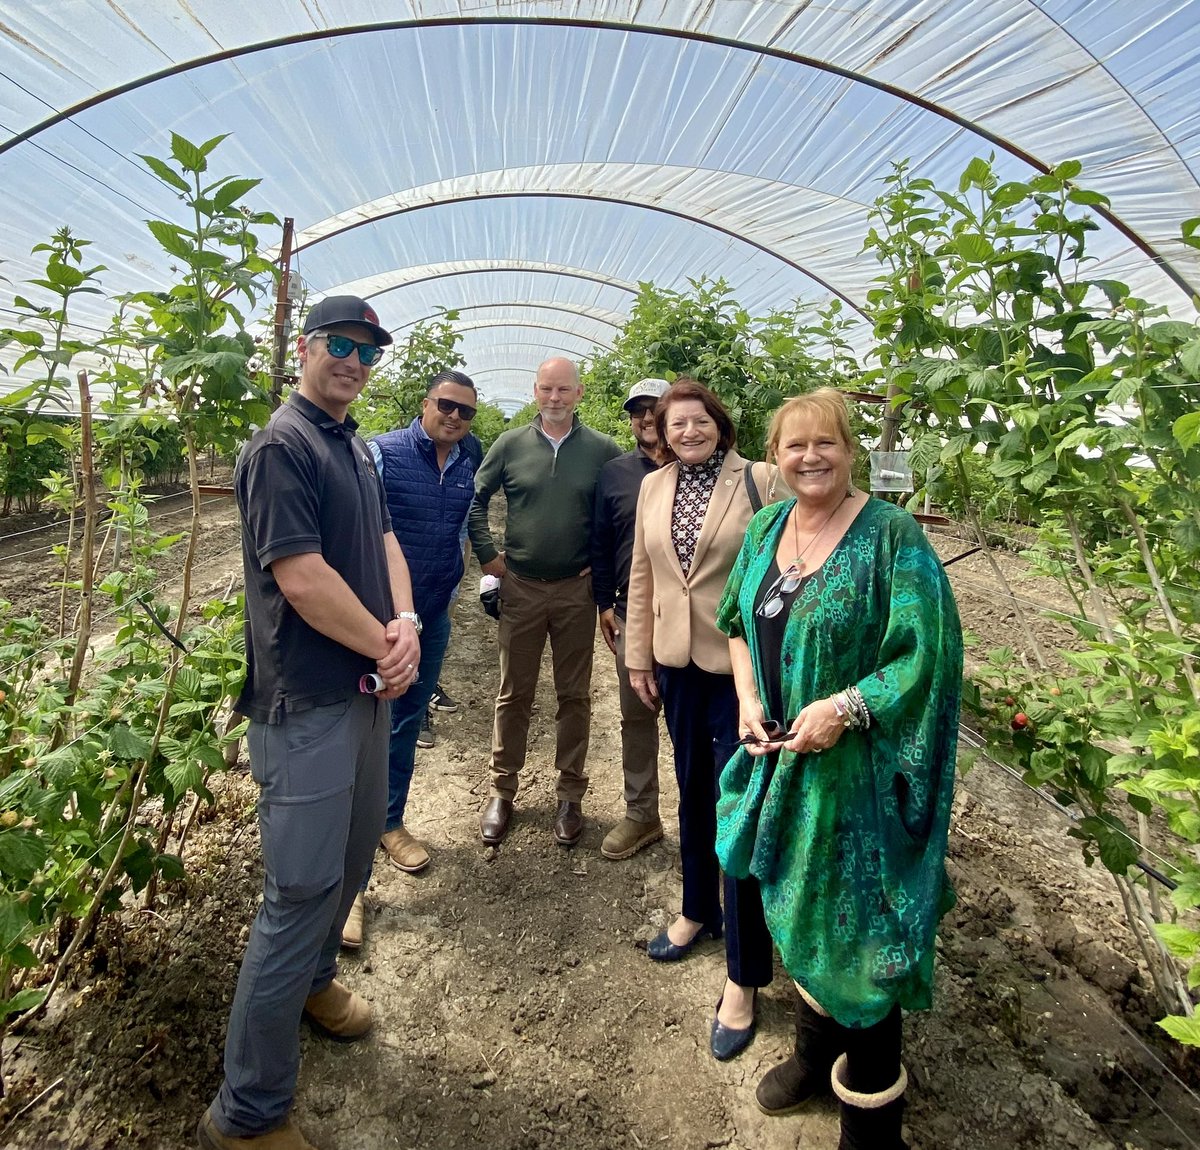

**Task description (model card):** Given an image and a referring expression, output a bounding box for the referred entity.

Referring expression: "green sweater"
[468,417,621,580]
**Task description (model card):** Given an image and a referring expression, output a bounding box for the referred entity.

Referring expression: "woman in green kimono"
[715,389,961,1150]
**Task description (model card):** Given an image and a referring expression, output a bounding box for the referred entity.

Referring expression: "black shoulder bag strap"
[743,460,763,513]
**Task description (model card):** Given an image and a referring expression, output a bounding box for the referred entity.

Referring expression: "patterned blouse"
[671,450,725,574]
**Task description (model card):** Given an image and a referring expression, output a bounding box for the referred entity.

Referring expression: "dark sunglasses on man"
[309,330,385,367]
[431,397,477,421]
[628,402,657,421]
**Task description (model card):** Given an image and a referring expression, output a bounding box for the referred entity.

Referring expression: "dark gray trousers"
[210,693,387,1137]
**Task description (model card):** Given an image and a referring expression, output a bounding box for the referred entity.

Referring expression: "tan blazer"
[625,450,771,676]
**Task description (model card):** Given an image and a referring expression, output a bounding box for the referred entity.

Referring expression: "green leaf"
[1180,339,1200,380]
[0,829,49,882]
[1155,923,1200,959]
[1052,160,1084,181]
[107,723,152,760]
[147,219,194,261]
[1173,412,1200,452]
[0,988,46,1021]
[954,234,994,264]
[212,177,262,213]
[1066,188,1110,208]
[1157,1014,1200,1047]
[1020,459,1057,493]
[1073,814,1140,876]
[137,154,190,194]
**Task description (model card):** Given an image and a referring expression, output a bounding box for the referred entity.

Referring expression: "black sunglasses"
[738,719,788,746]
[628,403,657,420]
[310,331,384,366]
[431,397,477,421]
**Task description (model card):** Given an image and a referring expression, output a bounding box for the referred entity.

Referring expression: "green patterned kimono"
[715,496,962,1028]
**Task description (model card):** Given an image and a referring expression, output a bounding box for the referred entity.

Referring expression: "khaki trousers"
[492,570,596,802]
[614,622,660,822]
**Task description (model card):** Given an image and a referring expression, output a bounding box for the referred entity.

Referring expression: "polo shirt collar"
[287,390,360,434]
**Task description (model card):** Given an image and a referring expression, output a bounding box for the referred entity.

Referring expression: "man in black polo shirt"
[591,378,669,860]
[200,296,421,1150]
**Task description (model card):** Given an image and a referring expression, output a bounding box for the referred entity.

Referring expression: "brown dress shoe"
[303,979,372,1041]
[553,801,584,847]
[197,1111,317,1149]
[480,796,513,844]
[380,826,430,873]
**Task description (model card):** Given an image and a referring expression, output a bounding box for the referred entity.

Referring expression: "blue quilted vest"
[373,419,477,618]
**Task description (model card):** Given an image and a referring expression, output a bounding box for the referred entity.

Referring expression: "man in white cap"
[590,378,670,859]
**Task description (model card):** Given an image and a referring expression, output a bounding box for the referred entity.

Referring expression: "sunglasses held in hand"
[309,331,385,366]
[738,719,788,746]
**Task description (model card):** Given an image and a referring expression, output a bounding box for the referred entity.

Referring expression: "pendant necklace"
[785,491,851,575]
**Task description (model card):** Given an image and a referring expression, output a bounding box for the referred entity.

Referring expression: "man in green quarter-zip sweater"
[468,357,621,848]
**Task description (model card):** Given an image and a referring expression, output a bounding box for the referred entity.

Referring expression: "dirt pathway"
[1,515,1198,1149]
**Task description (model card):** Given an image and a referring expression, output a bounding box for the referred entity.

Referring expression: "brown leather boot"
[479,796,513,844]
[303,979,372,1041]
[196,1111,317,1149]
[340,893,365,951]
[380,826,430,873]
[553,800,583,846]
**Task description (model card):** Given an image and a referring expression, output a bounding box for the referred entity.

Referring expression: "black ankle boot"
[755,987,843,1116]
[831,1052,909,1150]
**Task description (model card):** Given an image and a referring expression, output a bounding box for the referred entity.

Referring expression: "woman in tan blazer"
[625,378,773,1062]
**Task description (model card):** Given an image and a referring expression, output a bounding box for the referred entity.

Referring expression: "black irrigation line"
[957,726,1178,890]
[0,537,245,680]
[956,728,1200,1142]
[0,494,228,566]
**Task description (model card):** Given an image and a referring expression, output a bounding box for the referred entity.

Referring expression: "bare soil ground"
[0,501,1198,1150]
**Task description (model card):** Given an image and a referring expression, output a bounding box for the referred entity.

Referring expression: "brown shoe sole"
[302,1009,372,1044]
[601,823,664,860]
[384,852,430,874]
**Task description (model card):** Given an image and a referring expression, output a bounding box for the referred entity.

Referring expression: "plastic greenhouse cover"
[1,1,1197,411]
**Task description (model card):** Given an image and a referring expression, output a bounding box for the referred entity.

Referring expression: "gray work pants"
[210,693,387,1137]
[614,623,660,822]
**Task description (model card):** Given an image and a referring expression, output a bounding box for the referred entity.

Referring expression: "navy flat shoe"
[646,923,722,962]
[710,992,757,1061]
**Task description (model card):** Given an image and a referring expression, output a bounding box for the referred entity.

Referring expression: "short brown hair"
[765,388,855,468]
[656,377,737,462]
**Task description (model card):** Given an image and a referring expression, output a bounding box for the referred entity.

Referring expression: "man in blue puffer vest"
[342,369,480,949]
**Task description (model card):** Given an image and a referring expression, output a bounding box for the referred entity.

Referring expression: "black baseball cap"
[302,295,393,347]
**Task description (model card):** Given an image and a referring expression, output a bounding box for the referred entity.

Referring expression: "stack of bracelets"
[830,686,871,730]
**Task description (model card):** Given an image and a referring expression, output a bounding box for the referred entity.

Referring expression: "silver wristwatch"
[394,611,422,635]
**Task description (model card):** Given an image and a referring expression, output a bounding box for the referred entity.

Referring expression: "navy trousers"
[656,661,773,987]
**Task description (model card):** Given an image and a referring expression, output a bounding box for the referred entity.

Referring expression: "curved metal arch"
[335,261,640,304]
[285,166,867,315]
[392,301,626,335]
[453,318,615,352]
[2,13,1190,296]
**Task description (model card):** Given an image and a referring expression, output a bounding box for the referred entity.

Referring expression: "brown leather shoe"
[380,826,430,873]
[553,801,584,847]
[303,979,371,1041]
[197,1111,317,1149]
[340,893,365,950]
[480,796,513,845]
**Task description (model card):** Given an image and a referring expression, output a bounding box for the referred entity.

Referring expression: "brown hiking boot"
[303,979,372,1041]
[196,1111,317,1149]
[340,892,365,950]
[601,816,664,860]
[380,826,430,873]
